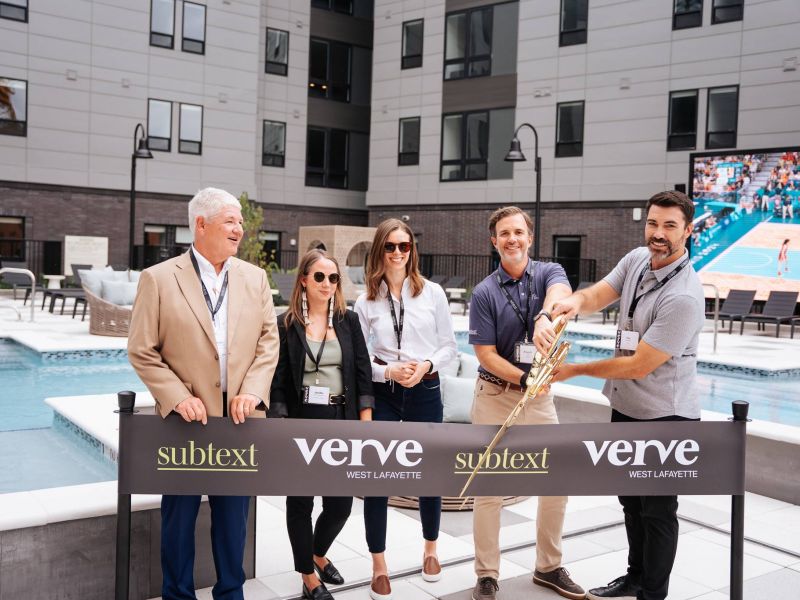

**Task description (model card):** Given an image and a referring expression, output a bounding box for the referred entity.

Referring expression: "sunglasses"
[311,272,340,284]
[384,242,412,253]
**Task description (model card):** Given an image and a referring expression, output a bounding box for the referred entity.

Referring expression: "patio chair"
[0,260,44,302]
[707,289,756,333]
[428,274,447,286]
[442,276,468,314]
[83,286,132,337]
[739,291,800,338]
[602,299,620,325]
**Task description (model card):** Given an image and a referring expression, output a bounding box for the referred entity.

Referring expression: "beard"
[647,236,676,260]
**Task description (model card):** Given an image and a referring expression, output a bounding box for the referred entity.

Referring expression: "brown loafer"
[369,574,392,600]
[422,555,442,582]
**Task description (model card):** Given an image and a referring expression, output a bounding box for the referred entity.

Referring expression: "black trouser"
[286,403,353,575]
[611,409,699,600]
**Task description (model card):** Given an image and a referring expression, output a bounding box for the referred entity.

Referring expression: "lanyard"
[627,255,689,320]
[387,289,404,361]
[299,333,327,385]
[495,269,534,342]
[190,250,228,324]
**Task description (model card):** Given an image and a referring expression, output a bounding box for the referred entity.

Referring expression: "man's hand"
[395,361,430,388]
[229,393,260,424]
[533,316,557,355]
[175,396,208,425]
[551,294,584,321]
[551,362,580,383]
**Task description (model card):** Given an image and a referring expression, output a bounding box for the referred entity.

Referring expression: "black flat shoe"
[314,559,345,585]
[303,582,334,600]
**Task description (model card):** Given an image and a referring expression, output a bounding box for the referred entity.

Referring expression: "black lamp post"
[504,123,542,260]
[129,123,153,269]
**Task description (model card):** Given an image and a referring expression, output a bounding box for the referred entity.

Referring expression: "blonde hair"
[285,249,347,327]
[365,219,424,301]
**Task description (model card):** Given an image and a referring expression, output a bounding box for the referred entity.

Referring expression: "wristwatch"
[534,310,552,323]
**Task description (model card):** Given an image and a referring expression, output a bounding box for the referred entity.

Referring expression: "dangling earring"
[327,297,334,329]
[302,288,310,326]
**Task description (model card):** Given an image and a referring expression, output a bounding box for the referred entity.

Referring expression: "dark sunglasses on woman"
[384,242,412,253]
[312,272,340,284]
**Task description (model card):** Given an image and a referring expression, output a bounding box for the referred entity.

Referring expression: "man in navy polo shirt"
[468,206,585,600]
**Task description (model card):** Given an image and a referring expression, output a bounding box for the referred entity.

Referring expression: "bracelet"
[519,372,528,387]
[425,359,434,374]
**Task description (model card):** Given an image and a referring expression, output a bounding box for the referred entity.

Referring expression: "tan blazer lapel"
[226,259,244,350]
[174,251,217,350]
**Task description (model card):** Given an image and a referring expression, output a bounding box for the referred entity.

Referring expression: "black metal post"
[508,123,542,260]
[115,390,136,600]
[730,400,749,600]
[128,154,137,270]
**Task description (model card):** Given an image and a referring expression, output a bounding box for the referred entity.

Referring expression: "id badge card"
[615,329,639,351]
[303,385,331,405]
[514,342,537,364]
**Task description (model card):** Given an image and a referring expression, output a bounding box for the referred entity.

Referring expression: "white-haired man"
[129,187,279,600]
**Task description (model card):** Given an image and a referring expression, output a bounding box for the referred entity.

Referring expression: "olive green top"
[302,337,344,396]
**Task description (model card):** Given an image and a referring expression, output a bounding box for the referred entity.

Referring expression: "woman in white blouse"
[355,218,458,600]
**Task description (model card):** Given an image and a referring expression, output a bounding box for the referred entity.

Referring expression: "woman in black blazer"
[270,249,374,600]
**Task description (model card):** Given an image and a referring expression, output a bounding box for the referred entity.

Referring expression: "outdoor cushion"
[438,353,461,377]
[458,352,480,379]
[128,270,141,283]
[78,267,112,296]
[441,375,474,423]
[101,279,138,306]
[108,270,130,282]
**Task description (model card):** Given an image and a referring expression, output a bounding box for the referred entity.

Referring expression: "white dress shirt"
[191,246,230,392]
[355,278,458,382]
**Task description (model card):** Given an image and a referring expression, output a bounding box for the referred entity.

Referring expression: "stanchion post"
[115,391,136,600]
[730,400,749,600]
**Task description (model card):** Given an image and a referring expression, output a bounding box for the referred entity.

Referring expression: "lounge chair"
[0,260,44,302]
[83,286,132,336]
[602,300,620,325]
[707,289,756,333]
[739,291,800,338]
[443,276,468,314]
[428,274,447,286]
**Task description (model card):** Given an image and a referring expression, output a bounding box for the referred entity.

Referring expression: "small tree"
[237,192,266,269]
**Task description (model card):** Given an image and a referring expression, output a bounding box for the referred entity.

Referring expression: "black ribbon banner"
[118,413,745,497]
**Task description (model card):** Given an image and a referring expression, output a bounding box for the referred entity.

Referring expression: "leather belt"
[329,395,346,406]
[373,357,438,380]
[479,371,524,392]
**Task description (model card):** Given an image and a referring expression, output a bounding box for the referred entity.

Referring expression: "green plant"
[237,191,267,269]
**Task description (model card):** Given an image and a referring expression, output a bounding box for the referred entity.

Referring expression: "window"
[555,101,584,158]
[311,0,352,15]
[440,111,489,181]
[262,120,286,167]
[266,28,289,76]
[150,0,175,48]
[444,7,492,81]
[667,90,698,151]
[308,38,351,102]
[0,0,27,22]
[182,2,206,54]
[560,0,588,46]
[0,217,25,262]
[673,0,703,30]
[306,127,348,189]
[706,85,738,149]
[712,0,743,24]
[402,20,423,69]
[0,77,27,136]
[398,117,420,166]
[178,103,202,154]
[148,99,172,151]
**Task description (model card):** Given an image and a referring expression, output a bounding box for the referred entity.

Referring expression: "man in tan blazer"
[128,187,278,600]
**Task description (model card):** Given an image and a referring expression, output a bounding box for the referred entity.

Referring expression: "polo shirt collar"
[650,248,688,282]
[497,258,534,285]
[191,245,230,278]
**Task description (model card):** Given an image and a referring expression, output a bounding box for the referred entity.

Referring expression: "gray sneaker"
[533,567,586,599]
[473,576,499,600]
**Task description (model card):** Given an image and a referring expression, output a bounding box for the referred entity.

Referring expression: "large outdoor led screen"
[690,147,800,299]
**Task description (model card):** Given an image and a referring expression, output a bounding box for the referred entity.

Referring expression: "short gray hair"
[188,187,241,236]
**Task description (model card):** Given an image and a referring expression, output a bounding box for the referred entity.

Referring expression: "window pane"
[444,63,465,80]
[5,0,28,7]
[557,102,584,143]
[180,104,202,142]
[306,129,326,169]
[403,20,423,58]
[445,14,466,60]
[329,42,350,101]
[469,9,492,57]
[708,87,737,132]
[561,0,588,32]
[309,40,328,81]
[0,78,26,122]
[328,130,348,172]
[183,2,205,41]
[400,118,420,154]
[669,91,697,134]
[466,163,487,180]
[468,58,490,77]
[267,29,288,65]
[674,0,702,13]
[263,121,285,155]
[148,100,171,138]
[441,165,462,180]
[465,112,488,160]
[442,115,462,161]
[151,0,174,35]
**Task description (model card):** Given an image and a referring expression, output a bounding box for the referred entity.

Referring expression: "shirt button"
[215,381,221,388]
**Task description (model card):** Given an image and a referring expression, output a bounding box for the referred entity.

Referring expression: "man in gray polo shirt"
[551,191,705,600]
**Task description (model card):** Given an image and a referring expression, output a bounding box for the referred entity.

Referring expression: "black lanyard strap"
[627,255,689,320]
[190,250,228,323]
[495,269,533,342]
[387,288,404,360]
[299,334,327,375]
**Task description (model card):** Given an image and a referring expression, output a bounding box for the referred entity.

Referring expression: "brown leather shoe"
[533,567,586,600]
[369,574,392,600]
[422,555,442,582]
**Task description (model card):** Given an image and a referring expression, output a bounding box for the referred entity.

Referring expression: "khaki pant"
[471,379,568,578]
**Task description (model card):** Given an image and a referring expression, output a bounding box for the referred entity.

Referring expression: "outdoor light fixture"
[129,123,153,269]
[504,123,543,260]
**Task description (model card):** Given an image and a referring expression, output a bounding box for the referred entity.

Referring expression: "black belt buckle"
[329,395,346,406]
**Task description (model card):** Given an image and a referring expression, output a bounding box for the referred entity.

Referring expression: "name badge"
[303,385,331,405]
[615,330,639,351]
[514,342,537,364]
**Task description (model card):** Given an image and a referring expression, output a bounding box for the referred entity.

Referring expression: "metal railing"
[0,267,36,321]
[702,283,719,353]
